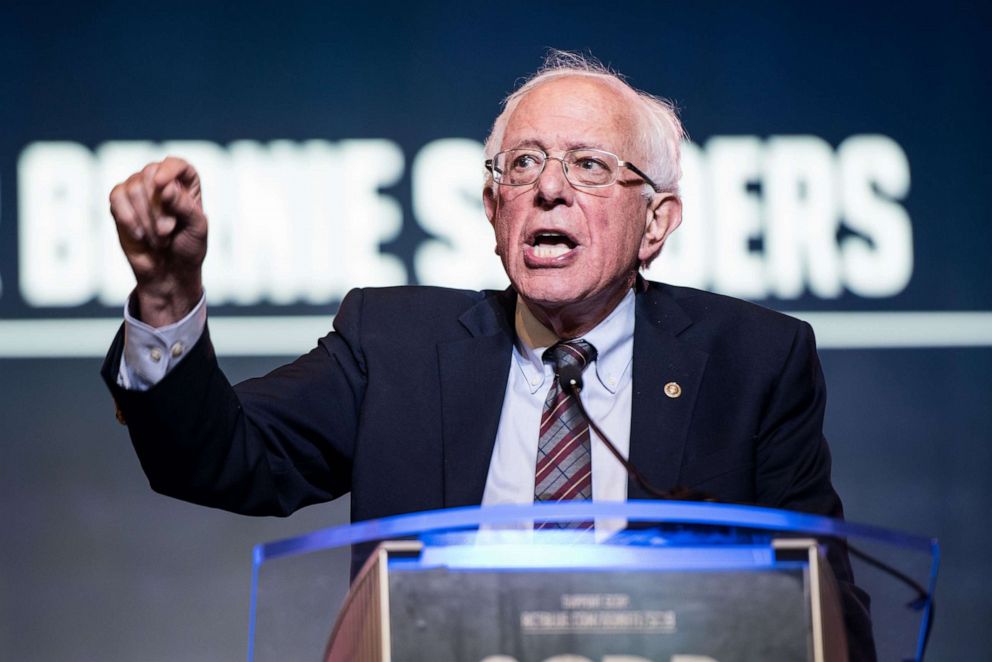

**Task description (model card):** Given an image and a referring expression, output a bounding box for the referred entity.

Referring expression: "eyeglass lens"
[495,149,619,187]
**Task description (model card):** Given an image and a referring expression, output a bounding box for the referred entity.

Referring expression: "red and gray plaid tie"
[534,339,597,528]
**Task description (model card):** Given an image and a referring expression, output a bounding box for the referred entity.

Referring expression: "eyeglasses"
[485,148,661,192]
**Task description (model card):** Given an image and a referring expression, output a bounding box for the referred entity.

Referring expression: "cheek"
[491,214,516,257]
[590,203,646,264]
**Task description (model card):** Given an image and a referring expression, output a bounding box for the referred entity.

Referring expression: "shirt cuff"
[117,292,207,391]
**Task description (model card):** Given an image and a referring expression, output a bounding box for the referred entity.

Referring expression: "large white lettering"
[14,135,913,308]
[16,140,407,307]
[837,135,913,297]
[412,138,508,289]
[708,136,766,298]
[765,136,841,299]
[644,134,913,300]
[334,139,407,289]
[18,142,97,306]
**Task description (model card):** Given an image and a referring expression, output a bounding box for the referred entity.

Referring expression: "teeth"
[533,243,571,258]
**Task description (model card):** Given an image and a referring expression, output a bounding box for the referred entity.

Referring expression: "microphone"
[557,363,584,393]
[558,364,674,500]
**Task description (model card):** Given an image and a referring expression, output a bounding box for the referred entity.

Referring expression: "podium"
[247,502,938,662]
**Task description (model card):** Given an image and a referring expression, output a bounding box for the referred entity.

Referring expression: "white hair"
[483,50,685,195]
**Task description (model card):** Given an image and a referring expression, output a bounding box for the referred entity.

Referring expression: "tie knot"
[543,339,597,373]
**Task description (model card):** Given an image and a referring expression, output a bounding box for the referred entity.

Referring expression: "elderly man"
[104,52,873,659]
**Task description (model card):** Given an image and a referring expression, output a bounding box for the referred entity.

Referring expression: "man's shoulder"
[645,281,801,325]
[333,285,513,342]
[640,280,812,353]
[340,285,507,317]
[347,284,498,305]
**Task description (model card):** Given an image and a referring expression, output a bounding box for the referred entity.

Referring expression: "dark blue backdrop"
[1,2,988,659]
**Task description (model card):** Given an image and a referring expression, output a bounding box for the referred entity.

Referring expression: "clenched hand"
[109,156,207,327]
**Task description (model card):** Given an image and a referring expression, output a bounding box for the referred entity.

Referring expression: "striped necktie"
[534,339,597,527]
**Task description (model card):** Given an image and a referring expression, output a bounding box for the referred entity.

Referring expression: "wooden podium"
[325,535,848,662]
[246,501,938,662]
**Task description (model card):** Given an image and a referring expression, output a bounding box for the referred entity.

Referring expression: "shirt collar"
[512,289,636,395]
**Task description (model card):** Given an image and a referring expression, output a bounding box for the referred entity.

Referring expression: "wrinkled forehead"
[503,75,644,156]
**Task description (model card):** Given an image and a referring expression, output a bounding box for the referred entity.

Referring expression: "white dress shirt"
[482,290,634,533]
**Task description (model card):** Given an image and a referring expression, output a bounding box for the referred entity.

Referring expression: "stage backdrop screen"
[1,2,988,660]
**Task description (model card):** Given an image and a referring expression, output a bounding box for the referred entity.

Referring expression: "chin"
[516,279,588,309]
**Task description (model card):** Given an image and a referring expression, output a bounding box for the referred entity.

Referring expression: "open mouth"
[530,232,577,259]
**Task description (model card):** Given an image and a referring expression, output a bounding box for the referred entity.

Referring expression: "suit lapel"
[628,285,709,499]
[438,289,516,508]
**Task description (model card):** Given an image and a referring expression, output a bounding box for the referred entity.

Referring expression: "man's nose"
[534,156,573,207]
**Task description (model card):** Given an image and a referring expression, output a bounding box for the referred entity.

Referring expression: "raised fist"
[109,156,207,327]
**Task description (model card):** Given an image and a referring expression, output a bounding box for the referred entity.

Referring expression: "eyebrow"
[507,139,606,152]
[508,139,547,151]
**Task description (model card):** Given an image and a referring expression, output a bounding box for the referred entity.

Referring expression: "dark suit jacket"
[102,280,874,659]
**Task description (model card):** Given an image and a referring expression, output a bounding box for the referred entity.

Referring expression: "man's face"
[484,77,674,330]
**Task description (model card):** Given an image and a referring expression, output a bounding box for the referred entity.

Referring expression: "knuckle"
[112,208,134,227]
[125,187,143,203]
[125,178,147,198]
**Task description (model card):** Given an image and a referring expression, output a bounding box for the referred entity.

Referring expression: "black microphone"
[558,364,673,500]
[557,363,584,393]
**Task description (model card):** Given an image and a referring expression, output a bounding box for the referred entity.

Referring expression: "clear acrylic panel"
[247,501,937,662]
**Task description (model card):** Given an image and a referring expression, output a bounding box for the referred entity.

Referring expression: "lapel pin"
[664,381,682,399]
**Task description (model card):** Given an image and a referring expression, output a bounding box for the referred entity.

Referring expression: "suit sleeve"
[100,289,369,516]
[754,321,838,514]
[756,320,876,662]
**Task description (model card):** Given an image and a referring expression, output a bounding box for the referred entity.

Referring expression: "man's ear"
[483,184,497,224]
[639,193,682,265]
